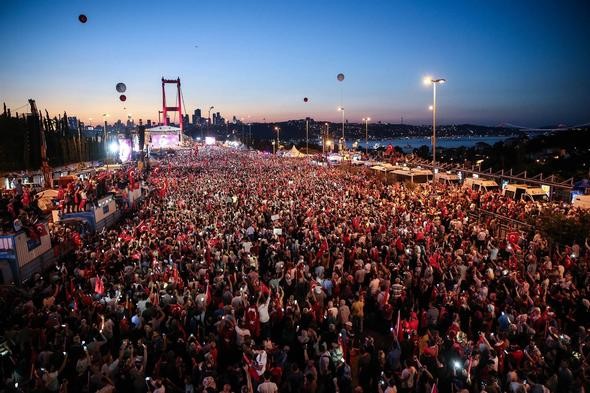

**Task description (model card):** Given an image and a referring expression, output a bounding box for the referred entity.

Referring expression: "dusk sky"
[1,0,589,126]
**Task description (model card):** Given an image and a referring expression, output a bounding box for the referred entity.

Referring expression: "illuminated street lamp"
[274,126,280,154]
[337,107,345,151]
[423,77,446,165]
[362,117,371,155]
[102,113,109,146]
[323,123,330,155]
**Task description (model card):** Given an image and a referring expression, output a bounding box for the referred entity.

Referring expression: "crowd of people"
[0,167,141,237]
[1,146,589,393]
[0,180,44,236]
[477,191,579,223]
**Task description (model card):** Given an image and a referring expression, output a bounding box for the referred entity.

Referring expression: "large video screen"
[118,139,132,162]
[151,133,178,149]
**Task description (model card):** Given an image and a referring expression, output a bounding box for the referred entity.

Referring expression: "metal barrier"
[468,208,534,239]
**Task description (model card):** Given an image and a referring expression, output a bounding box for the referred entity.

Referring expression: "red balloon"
[119,94,127,102]
[78,14,88,23]
[303,97,309,102]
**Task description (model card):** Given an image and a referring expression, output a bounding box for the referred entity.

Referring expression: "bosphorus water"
[349,135,519,152]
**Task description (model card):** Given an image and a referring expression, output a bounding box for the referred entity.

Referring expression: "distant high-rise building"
[192,109,202,126]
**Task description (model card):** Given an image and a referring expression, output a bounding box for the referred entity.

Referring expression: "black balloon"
[119,95,127,102]
[78,14,87,23]
[303,97,309,102]
[116,83,127,93]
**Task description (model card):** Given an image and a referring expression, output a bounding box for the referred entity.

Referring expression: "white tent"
[285,146,306,158]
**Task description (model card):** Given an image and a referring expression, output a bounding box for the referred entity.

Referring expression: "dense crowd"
[0,167,141,237]
[0,180,44,236]
[1,147,589,393]
[54,167,141,215]
[477,191,580,222]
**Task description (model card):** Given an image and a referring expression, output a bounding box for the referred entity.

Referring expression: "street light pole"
[338,107,345,152]
[323,123,330,155]
[432,82,437,164]
[102,113,109,151]
[362,117,370,155]
[423,77,446,165]
[208,106,214,137]
[305,118,309,154]
[274,126,280,154]
[241,118,245,144]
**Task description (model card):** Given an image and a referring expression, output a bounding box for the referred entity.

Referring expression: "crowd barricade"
[469,207,534,239]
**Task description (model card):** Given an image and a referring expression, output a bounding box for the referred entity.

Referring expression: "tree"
[535,209,590,247]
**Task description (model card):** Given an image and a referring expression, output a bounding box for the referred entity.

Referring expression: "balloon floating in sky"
[78,14,88,23]
[337,73,345,81]
[119,95,127,102]
[116,83,127,93]
[303,97,309,103]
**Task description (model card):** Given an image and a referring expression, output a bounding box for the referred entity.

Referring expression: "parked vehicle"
[463,178,500,192]
[573,194,590,210]
[504,184,549,202]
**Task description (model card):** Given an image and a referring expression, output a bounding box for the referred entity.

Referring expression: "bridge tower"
[161,77,183,141]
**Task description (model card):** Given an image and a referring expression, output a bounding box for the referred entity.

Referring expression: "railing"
[468,207,534,239]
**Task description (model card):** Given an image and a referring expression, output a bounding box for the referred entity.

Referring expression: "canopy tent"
[284,146,306,158]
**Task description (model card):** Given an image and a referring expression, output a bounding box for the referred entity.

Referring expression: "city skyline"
[1,0,590,127]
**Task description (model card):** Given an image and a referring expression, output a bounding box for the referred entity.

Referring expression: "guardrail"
[468,207,534,239]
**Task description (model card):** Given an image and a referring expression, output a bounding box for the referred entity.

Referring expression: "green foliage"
[535,209,590,246]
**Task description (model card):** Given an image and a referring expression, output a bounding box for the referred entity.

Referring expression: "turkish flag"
[35,223,48,237]
[316,238,328,259]
[94,275,105,295]
[507,231,520,245]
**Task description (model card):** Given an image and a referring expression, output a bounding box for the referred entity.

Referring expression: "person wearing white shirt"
[257,371,278,393]
[258,293,271,339]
